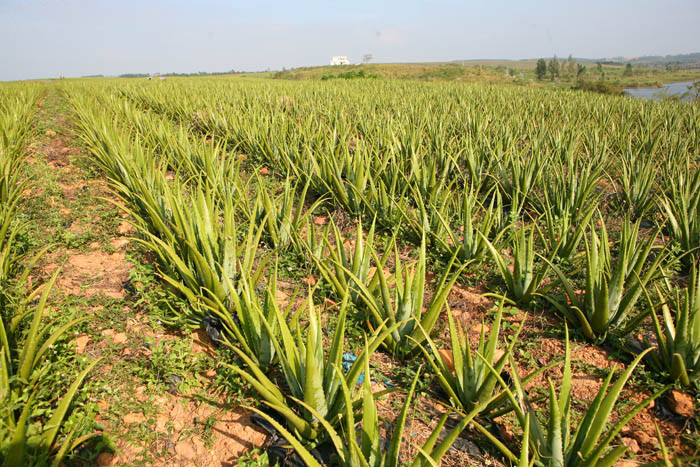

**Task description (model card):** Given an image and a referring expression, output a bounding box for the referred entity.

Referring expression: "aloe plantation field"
[2,76,700,466]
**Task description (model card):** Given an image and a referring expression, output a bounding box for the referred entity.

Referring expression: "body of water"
[624,81,698,101]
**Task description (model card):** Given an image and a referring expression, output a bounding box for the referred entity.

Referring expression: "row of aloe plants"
[65,81,690,464]
[0,87,101,466]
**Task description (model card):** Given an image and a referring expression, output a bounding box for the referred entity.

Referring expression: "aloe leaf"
[547,379,565,467]
[5,387,37,467]
[43,357,102,450]
[576,348,653,460]
[471,420,519,463]
[303,303,328,417]
[518,415,531,467]
[245,406,322,467]
[221,345,285,401]
[671,353,691,387]
[583,387,664,466]
[360,348,380,465]
[33,317,88,369]
[49,424,79,467]
[18,271,60,380]
[386,367,422,467]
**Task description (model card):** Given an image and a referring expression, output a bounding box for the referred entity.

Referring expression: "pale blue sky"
[1,0,698,81]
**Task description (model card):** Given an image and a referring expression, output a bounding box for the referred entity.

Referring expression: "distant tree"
[548,56,560,81]
[362,54,373,64]
[596,61,603,76]
[566,55,576,80]
[623,63,634,76]
[535,58,548,80]
[577,64,586,77]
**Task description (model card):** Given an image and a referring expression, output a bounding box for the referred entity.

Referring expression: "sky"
[1,0,699,81]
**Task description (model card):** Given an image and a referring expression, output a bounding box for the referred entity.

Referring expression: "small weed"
[237,448,270,466]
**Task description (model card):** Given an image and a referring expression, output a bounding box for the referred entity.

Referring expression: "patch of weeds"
[126,248,158,287]
[238,447,270,466]
[193,413,219,446]
[276,249,311,282]
[61,231,93,249]
[64,433,116,467]
[125,246,191,327]
[389,358,432,395]
[343,306,369,350]
[210,348,261,402]
[514,342,542,372]
[500,305,522,332]
[72,152,104,179]
[136,337,208,394]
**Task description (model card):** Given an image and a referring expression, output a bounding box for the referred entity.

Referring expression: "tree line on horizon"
[535,55,588,81]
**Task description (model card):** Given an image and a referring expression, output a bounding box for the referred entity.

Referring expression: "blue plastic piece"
[342,352,364,384]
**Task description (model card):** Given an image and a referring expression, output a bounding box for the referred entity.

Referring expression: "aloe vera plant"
[416,300,556,414]
[309,218,392,307]
[643,265,700,386]
[252,175,325,252]
[433,185,508,266]
[545,218,667,341]
[483,225,554,306]
[207,261,292,368]
[224,295,401,442]
[498,151,545,218]
[315,148,375,216]
[348,234,466,359]
[479,327,664,467]
[369,167,409,229]
[534,147,603,262]
[659,166,700,267]
[295,216,325,265]
[0,272,100,466]
[539,194,597,262]
[617,153,657,219]
[538,152,604,225]
[134,182,271,329]
[398,181,454,247]
[250,358,494,467]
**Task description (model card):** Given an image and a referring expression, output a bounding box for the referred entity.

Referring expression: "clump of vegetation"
[418,64,466,80]
[572,79,623,95]
[320,69,379,80]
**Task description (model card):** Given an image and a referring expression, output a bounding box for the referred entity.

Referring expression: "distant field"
[268,60,700,89]
[270,62,517,82]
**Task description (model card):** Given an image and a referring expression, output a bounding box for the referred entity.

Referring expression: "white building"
[330,56,350,66]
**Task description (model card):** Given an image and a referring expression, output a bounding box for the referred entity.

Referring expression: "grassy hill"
[271,62,526,83]
[269,60,700,90]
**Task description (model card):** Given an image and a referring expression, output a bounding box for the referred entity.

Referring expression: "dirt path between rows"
[24,85,265,466]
